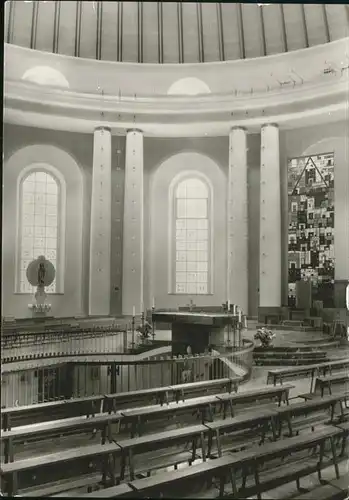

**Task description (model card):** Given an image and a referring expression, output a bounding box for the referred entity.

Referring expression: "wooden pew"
[116,424,209,480]
[169,377,239,403]
[314,372,349,397]
[103,387,171,414]
[274,394,344,438]
[128,426,343,499]
[1,395,104,431]
[128,454,236,498]
[1,412,123,463]
[79,483,134,498]
[267,358,349,392]
[203,409,278,457]
[120,395,220,437]
[0,442,121,496]
[215,384,293,419]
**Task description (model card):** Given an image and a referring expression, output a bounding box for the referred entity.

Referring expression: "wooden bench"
[128,426,343,499]
[0,442,121,496]
[204,409,278,457]
[267,358,349,392]
[215,384,293,419]
[292,476,349,500]
[169,377,239,404]
[120,395,220,437]
[274,394,344,438]
[128,454,237,498]
[21,474,103,497]
[78,483,134,498]
[314,372,349,397]
[237,426,342,499]
[103,387,171,414]
[334,420,349,457]
[1,412,123,463]
[116,424,209,480]
[1,395,104,431]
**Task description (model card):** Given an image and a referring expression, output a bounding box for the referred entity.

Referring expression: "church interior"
[2,1,349,498]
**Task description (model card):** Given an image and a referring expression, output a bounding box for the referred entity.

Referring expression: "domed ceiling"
[4,2,349,64]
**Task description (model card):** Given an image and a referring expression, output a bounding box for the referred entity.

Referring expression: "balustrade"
[0,342,254,408]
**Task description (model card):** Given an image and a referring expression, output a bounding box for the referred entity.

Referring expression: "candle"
[132,306,135,317]
[238,310,242,323]
[152,297,155,309]
[233,305,236,315]
[244,316,247,328]
[227,300,230,311]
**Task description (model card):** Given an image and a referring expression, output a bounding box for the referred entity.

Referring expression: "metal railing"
[1,321,147,362]
[0,340,254,408]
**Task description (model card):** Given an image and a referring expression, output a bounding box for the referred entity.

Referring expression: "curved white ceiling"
[4,2,349,63]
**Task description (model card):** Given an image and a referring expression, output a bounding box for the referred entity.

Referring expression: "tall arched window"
[18,170,60,293]
[174,177,211,294]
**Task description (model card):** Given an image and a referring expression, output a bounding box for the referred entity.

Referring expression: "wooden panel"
[101,1,119,61]
[11,1,33,48]
[162,2,179,63]
[201,3,219,62]
[36,1,56,53]
[241,4,263,58]
[304,4,327,46]
[122,1,138,62]
[80,1,97,59]
[283,4,307,51]
[325,5,349,41]
[143,1,158,63]
[221,3,240,61]
[58,1,77,57]
[182,2,199,63]
[263,5,284,56]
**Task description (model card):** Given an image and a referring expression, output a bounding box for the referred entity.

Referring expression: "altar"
[152,311,240,356]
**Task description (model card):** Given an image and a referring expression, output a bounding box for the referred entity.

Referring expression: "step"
[254,358,330,366]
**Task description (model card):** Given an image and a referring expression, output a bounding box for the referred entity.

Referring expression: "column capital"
[94,125,111,133]
[230,126,247,133]
[261,122,279,130]
[126,128,143,135]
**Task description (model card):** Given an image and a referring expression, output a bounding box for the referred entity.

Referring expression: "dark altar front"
[152,311,238,356]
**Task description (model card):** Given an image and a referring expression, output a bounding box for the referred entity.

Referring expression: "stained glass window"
[19,171,59,293]
[174,178,210,294]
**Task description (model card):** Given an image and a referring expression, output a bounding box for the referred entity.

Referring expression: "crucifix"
[186,299,196,312]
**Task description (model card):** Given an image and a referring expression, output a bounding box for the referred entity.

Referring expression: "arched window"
[18,170,61,293]
[173,177,211,294]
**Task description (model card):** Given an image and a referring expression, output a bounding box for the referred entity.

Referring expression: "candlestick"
[132,305,135,317]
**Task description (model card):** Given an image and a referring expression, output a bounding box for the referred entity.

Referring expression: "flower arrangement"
[136,320,152,341]
[254,327,276,348]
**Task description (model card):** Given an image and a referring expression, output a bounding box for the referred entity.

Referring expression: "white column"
[89,127,112,316]
[259,123,281,307]
[227,127,249,313]
[122,129,144,315]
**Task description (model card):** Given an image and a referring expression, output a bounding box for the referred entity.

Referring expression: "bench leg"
[317,441,326,484]
[229,467,238,497]
[254,465,262,500]
[200,432,206,462]
[329,436,340,479]
[340,433,347,457]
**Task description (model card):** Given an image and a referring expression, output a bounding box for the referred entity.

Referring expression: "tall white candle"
[152,297,155,308]
[132,306,135,317]
[227,299,230,311]
[233,305,236,315]
[238,310,242,323]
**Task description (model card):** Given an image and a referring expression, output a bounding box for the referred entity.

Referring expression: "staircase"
[253,346,331,366]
